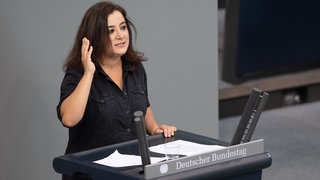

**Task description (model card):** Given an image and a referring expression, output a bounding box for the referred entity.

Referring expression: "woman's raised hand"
[81,38,95,75]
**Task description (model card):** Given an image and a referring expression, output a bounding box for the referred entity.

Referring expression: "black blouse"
[56,61,150,154]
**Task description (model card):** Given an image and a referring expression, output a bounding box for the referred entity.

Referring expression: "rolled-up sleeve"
[56,70,83,121]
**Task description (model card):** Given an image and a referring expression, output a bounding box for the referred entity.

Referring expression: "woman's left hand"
[153,124,177,137]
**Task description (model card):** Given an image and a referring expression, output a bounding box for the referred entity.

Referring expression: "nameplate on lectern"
[144,139,264,179]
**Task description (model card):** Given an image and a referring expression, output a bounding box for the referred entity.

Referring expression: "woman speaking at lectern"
[56,1,176,179]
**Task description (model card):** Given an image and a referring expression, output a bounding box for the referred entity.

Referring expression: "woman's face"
[107,10,129,58]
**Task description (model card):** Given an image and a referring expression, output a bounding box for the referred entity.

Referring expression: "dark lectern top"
[53,130,271,180]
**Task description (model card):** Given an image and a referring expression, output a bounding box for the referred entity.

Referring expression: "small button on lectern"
[53,130,272,180]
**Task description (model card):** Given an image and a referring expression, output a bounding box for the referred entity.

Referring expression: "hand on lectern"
[155,124,177,138]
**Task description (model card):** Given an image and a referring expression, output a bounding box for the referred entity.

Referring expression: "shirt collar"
[96,59,131,79]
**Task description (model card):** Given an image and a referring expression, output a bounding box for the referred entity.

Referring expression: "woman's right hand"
[60,38,95,127]
[81,37,95,75]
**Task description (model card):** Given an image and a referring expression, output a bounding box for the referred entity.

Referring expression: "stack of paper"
[94,140,226,167]
[149,140,226,156]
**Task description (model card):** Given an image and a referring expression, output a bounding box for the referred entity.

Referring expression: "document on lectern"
[93,150,166,167]
[149,140,226,156]
[94,140,226,167]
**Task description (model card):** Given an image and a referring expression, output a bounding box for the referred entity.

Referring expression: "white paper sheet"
[149,140,226,156]
[93,150,166,167]
[93,140,225,168]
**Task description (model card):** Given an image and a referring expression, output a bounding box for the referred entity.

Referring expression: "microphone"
[230,88,269,145]
[134,111,151,167]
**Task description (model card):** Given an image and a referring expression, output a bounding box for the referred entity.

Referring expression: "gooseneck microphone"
[134,111,151,167]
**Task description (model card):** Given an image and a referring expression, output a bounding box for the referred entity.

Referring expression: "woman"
[56,1,176,179]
